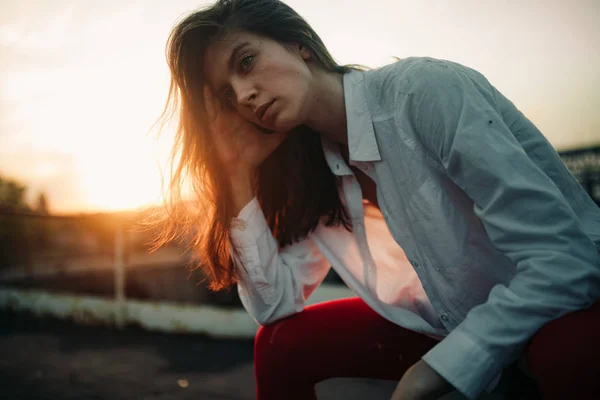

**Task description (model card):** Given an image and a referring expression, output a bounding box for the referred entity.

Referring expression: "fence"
[0,208,351,337]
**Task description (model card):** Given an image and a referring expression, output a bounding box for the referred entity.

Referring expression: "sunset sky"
[1,0,599,213]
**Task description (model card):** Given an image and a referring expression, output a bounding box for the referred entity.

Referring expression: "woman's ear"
[298,44,311,60]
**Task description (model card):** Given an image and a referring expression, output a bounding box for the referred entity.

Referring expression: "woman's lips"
[259,100,276,123]
[254,100,273,121]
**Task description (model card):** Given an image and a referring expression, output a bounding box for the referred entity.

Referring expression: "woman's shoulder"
[370,57,468,82]
[368,56,447,78]
[356,57,451,113]
[363,56,491,102]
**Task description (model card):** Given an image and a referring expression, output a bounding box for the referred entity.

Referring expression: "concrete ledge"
[0,288,257,338]
[0,284,356,339]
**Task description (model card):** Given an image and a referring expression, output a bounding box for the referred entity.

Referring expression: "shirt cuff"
[229,197,270,248]
[229,197,278,304]
[421,326,503,399]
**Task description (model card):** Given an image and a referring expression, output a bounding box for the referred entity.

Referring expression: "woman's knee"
[254,317,304,379]
[254,320,285,363]
[526,305,600,398]
[254,298,376,381]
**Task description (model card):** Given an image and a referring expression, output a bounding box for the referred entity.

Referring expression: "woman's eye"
[240,54,254,71]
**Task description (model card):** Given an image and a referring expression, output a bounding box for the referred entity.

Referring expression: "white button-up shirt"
[229,57,600,399]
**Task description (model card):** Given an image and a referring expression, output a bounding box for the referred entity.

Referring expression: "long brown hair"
[153,0,352,291]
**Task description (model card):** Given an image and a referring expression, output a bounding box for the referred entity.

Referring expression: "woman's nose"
[231,78,258,106]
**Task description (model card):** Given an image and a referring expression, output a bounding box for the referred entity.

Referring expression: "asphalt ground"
[0,310,400,400]
[1,309,544,400]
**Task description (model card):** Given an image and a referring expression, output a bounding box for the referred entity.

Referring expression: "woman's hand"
[203,85,286,186]
[391,360,454,400]
[203,86,287,213]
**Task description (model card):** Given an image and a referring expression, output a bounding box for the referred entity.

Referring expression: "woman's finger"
[203,85,217,122]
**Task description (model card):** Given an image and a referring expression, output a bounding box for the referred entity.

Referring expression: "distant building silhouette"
[559,146,600,207]
[35,192,50,215]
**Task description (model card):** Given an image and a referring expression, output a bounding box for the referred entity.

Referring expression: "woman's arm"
[404,59,600,399]
[229,197,331,326]
[200,85,329,325]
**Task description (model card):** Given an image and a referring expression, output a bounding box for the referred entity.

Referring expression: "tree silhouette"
[0,175,29,210]
[0,174,31,269]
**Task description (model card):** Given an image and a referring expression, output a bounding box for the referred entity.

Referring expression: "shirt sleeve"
[406,59,600,399]
[230,197,331,325]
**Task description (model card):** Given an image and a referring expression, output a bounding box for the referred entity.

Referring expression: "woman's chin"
[254,110,301,135]
[252,122,277,135]
[269,116,302,135]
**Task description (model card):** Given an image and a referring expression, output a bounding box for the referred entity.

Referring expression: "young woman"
[156,0,600,399]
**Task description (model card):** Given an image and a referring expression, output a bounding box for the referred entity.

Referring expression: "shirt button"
[410,260,419,268]
[441,314,449,322]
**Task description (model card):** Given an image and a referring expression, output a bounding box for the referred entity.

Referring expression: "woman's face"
[203,30,314,134]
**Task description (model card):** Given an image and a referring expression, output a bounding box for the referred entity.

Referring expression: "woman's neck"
[304,70,348,145]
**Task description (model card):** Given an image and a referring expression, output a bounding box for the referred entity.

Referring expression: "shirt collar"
[343,69,381,163]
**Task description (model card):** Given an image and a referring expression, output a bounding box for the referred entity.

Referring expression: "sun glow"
[1,0,599,213]
[0,2,181,213]
[1,61,176,212]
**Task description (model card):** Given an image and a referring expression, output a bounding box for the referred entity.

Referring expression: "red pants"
[254,297,600,400]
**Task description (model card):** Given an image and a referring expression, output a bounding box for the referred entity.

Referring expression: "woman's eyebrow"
[213,41,250,97]
[228,41,250,72]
